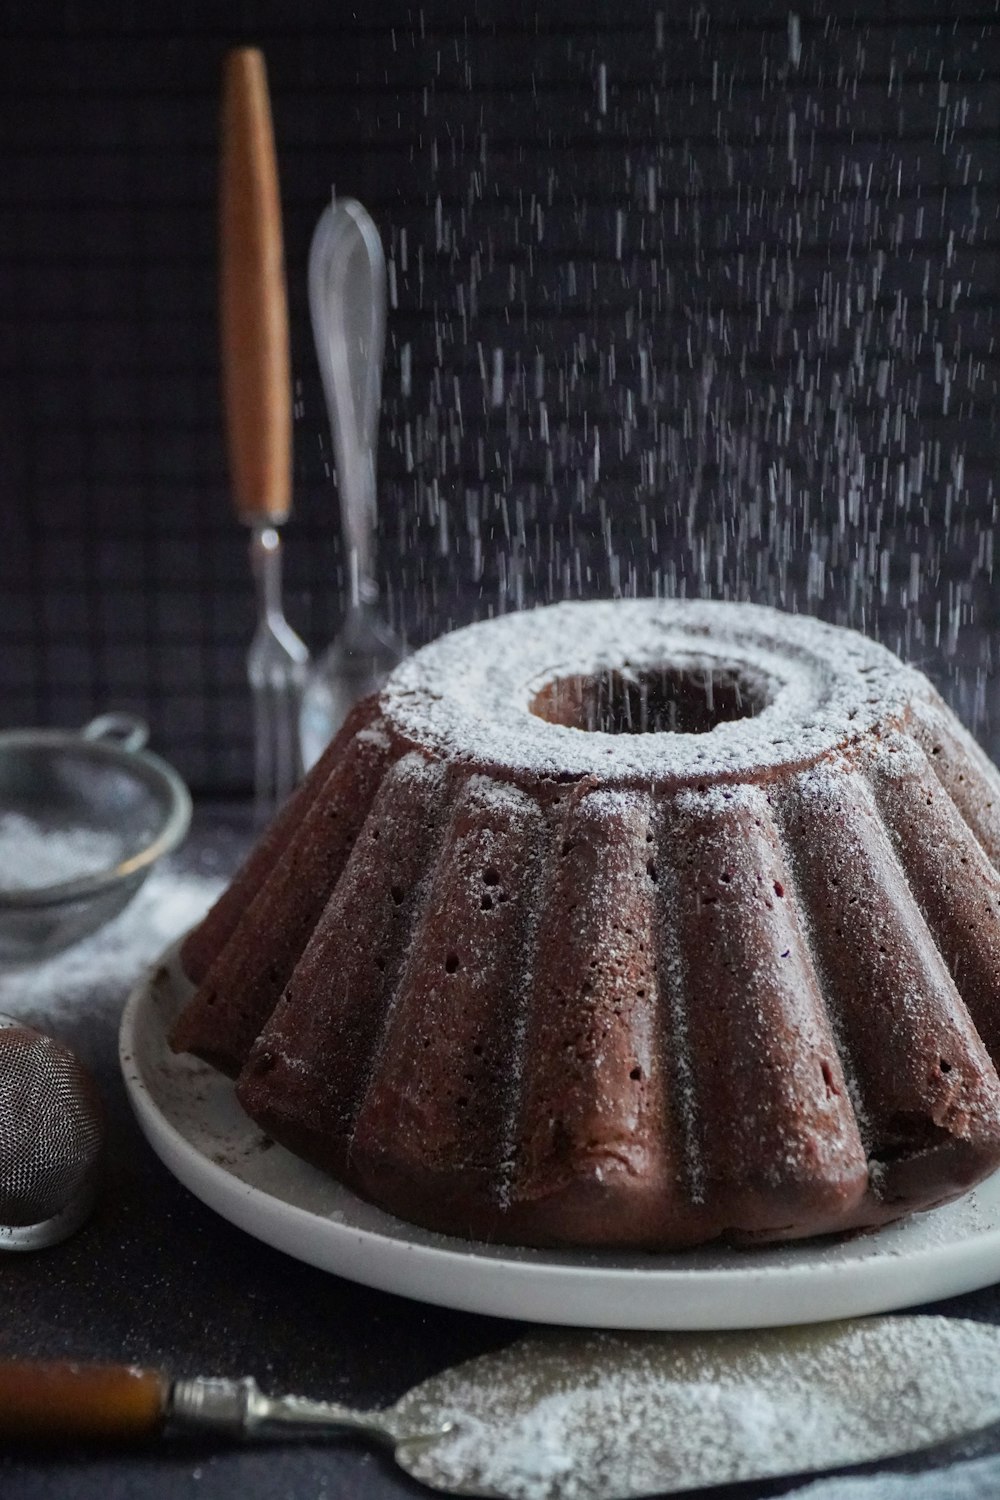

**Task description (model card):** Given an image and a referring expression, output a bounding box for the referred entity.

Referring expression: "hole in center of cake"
[529,664,770,734]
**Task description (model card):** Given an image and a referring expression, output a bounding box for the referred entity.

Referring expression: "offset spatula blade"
[394,1317,1000,1499]
[4,1317,1000,1499]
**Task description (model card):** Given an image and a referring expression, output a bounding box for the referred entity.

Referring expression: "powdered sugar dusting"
[355,721,392,752]
[400,1319,1000,1498]
[382,600,917,786]
[170,600,1000,1253]
[655,851,705,1206]
[0,859,223,1025]
[0,812,126,891]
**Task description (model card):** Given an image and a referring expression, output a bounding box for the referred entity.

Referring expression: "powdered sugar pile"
[0,811,126,891]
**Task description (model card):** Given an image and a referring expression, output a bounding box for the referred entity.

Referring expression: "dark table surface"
[5,804,1000,1500]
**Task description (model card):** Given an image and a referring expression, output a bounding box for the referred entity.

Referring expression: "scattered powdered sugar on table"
[786,1454,1000,1499]
[0,858,223,1024]
[400,1320,1000,1500]
[0,811,126,890]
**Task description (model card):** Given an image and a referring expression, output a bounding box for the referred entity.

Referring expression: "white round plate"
[120,944,1000,1330]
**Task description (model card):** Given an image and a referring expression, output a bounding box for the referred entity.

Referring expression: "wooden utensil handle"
[0,1360,168,1442]
[219,46,292,525]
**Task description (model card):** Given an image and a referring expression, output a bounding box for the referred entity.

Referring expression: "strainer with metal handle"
[0,1016,104,1249]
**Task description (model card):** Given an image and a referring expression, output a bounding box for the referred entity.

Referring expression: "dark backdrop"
[2,1,998,794]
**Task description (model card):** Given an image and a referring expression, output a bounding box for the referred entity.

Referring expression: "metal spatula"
[298,196,405,769]
[4,1316,1000,1496]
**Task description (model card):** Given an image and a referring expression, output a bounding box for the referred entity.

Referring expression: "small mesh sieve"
[0,1016,104,1249]
[0,714,192,963]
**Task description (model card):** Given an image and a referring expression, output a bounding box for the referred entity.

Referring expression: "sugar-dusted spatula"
[3,1317,1000,1497]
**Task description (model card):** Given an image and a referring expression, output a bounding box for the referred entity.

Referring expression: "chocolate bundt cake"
[171,600,1000,1249]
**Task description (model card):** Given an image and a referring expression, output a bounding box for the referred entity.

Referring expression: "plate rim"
[119,944,1000,1329]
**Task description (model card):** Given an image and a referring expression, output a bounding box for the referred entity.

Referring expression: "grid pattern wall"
[2,2,998,793]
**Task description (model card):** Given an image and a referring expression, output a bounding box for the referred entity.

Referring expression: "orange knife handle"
[0,1360,168,1443]
[219,46,292,525]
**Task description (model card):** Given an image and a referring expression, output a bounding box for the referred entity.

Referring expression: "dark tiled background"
[2,1,998,793]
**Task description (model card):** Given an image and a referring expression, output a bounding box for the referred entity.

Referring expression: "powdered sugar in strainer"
[0,714,191,964]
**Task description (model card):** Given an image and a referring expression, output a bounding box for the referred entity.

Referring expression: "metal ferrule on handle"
[250,525,286,626]
[168,1376,398,1445]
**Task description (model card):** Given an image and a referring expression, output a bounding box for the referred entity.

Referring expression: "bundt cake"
[170,600,1000,1249]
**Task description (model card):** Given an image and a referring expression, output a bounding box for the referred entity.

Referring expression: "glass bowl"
[0,714,192,965]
